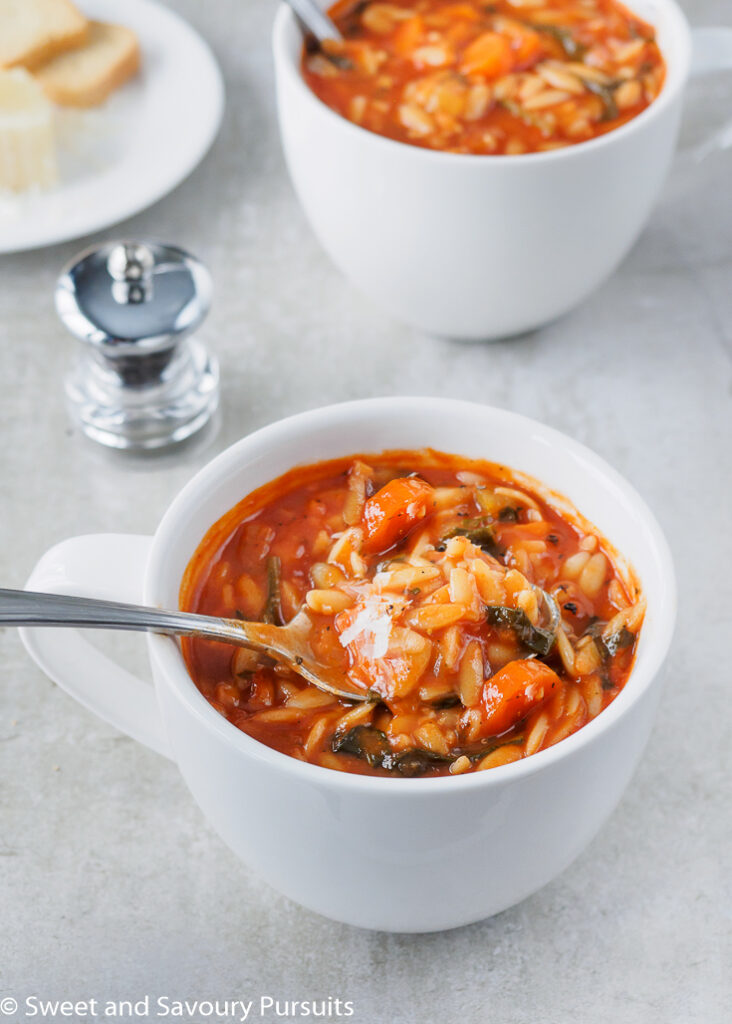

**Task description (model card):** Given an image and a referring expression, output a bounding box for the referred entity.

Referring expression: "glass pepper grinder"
[56,240,219,451]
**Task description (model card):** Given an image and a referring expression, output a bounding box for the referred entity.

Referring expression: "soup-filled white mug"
[274,1,732,340]
[21,398,675,932]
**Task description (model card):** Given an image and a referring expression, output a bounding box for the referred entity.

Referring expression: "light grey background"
[1,1,730,1021]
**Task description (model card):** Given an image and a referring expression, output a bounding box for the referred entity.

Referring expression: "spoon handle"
[0,588,249,646]
[284,0,342,43]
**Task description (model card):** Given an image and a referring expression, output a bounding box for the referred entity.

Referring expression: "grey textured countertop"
[1,1,731,1021]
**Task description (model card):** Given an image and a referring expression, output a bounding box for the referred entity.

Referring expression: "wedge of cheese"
[35,22,140,107]
[0,68,57,190]
[0,0,88,71]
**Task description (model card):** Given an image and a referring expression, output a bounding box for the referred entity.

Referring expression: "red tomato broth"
[301,0,666,155]
[180,450,643,777]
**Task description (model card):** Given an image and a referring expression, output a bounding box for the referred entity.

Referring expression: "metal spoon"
[0,588,365,703]
[282,0,342,44]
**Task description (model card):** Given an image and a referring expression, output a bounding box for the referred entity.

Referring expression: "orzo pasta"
[180,451,644,777]
[302,0,665,154]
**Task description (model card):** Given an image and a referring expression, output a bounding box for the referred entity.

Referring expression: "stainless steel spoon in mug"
[0,588,366,703]
[281,0,342,44]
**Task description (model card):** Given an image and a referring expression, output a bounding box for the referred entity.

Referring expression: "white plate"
[0,0,224,254]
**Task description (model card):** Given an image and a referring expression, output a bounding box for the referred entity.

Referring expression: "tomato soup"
[302,0,666,155]
[180,451,644,778]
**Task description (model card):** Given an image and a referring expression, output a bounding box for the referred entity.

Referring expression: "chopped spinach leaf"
[598,627,635,659]
[498,506,519,522]
[442,518,504,558]
[485,605,556,657]
[331,726,392,768]
[584,79,620,121]
[326,51,354,70]
[532,23,588,60]
[583,620,635,660]
[392,749,452,777]
[331,726,453,776]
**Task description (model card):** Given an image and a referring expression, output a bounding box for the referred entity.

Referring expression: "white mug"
[274,1,732,340]
[21,398,676,932]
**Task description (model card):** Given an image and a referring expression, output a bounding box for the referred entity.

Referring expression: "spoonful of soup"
[3,468,570,718]
[0,588,366,702]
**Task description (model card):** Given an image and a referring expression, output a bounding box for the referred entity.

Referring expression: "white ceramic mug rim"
[273,0,692,166]
[145,397,676,795]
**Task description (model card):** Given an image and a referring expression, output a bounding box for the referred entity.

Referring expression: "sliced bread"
[0,0,88,71]
[0,67,57,190]
[35,21,140,107]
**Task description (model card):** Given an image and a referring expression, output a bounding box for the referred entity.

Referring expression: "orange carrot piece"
[393,16,425,57]
[361,477,435,554]
[478,659,560,737]
[459,31,514,78]
[508,25,544,68]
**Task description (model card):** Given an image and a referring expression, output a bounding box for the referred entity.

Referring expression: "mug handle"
[688,27,732,159]
[20,534,172,760]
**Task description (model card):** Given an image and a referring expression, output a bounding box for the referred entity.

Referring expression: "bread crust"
[0,1,89,71]
[36,23,140,107]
